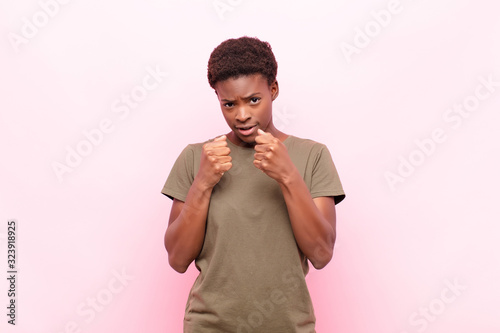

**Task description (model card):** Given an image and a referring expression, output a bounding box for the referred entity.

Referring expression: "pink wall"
[1,1,499,332]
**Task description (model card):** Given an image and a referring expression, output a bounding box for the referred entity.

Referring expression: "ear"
[270,80,279,101]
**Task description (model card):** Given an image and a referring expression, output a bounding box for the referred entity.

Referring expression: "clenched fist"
[198,135,232,189]
[253,129,296,184]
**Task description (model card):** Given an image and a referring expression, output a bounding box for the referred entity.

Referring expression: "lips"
[236,125,257,136]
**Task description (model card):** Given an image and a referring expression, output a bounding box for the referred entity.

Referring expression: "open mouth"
[237,125,257,136]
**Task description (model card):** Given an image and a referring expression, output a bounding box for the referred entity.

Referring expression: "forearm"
[165,178,212,273]
[279,169,336,269]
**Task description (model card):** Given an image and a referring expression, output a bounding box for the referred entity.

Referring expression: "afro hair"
[207,36,278,89]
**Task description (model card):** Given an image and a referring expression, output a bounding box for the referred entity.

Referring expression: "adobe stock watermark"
[340,0,403,64]
[313,233,336,265]
[51,64,168,182]
[399,278,467,333]
[212,0,243,20]
[235,268,303,333]
[54,267,134,333]
[273,105,296,132]
[8,0,73,53]
[385,73,499,191]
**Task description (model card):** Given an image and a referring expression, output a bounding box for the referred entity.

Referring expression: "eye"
[250,97,260,104]
[223,102,234,108]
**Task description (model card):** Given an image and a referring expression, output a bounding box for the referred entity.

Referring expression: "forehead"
[215,74,269,99]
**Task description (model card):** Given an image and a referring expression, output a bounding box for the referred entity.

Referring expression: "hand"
[198,135,232,189]
[253,129,296,184]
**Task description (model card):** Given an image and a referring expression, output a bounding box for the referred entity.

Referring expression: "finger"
[253,160,262,169]
[255,133,274,144]
[254,153,266,161]
[220,161,232,172]
[216,156,232,164]
[215,162,232,175]
[255,135,271,145]
[213,134,227,142]
[253,143,273,153]
[208,146,231,156]
[208,140,229,149]
[256,129,275,138]
[253,159,268,171]
[203,141,226,153]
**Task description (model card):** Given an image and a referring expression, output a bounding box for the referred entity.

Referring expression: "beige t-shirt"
[162,135,345,333]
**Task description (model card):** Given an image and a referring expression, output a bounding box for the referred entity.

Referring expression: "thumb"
[214,135,227,141]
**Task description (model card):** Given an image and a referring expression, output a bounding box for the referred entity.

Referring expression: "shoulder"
[285,135,329,156]
[284,135,335,173]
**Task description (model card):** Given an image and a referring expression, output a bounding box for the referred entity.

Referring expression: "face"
[214,74,280,147]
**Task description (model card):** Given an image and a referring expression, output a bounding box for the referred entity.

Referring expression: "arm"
[164,135,232,273]
[253,130,337,269]
[164,183,211,273]
[278,176,337,269]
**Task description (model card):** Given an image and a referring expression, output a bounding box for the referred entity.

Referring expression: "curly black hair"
[207,36,278,89]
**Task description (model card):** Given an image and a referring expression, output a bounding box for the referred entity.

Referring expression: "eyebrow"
[220,93,261,102]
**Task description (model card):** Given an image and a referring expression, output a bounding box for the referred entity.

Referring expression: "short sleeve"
[310,145,345,205]
[161,145,197,202]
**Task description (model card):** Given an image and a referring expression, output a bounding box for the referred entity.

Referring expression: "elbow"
[310,251,333,270]
[168,254,190,274]
[170,263,189,274]
[310,234,335,270]
[164,238,190,273]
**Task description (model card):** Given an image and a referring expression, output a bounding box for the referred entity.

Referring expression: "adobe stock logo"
[54,267,134,333]
[399,278,467,333]
[385,74,499,191]
[8,0,73,53]
[212,0,243,20]
[273,106,296,132]
[235,269,302,333]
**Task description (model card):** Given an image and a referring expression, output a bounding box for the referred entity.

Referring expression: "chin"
[234,133,256,146]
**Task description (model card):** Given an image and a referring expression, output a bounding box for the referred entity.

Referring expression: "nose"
[235,106,251,123]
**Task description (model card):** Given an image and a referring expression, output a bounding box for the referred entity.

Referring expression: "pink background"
[1,0,499,332]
